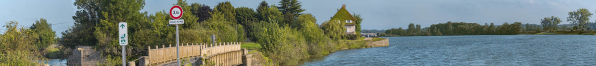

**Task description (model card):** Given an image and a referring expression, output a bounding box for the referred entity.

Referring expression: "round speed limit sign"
[170,5,183,19]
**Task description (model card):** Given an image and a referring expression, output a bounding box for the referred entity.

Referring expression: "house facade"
[331,4,358,35]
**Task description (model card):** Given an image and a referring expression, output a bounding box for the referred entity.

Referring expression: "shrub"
[0,51,41,66]
[343,34,359,40]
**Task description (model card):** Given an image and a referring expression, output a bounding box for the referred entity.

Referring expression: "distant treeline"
[384,8,596,36]
[384,21,523,36]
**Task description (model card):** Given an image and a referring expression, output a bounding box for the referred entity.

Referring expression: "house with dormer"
[331,4,358,35]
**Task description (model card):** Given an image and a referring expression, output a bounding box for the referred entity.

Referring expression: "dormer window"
[346,20,352,23]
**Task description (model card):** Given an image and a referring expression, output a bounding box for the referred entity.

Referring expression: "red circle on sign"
[170,5,183,19]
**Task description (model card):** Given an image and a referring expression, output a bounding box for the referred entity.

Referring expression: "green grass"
[358,37,365,40]
[45,47,60,58]
[348,40,368,49]
[372,38,386,41]
[241,42,262,50]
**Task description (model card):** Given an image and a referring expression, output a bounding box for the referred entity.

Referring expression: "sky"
[1,0,596,37]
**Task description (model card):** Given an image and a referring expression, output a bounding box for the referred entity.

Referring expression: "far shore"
[381,30,596,37]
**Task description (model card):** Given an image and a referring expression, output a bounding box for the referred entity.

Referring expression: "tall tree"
[416,24,421,35]
[353,13,363,36]
[278,0,305,26]
[489,23,495,34]
[278,0,305,17]
[567,8,593,31]
[30,18,56,49]
[294,13,316,29]
[190,3,213,22]
[256,1,269,21]
[235,7,258,25]
[541,16,562,32]
[215,1,236,23]
[407,23,415,35]
[259,5,284,24]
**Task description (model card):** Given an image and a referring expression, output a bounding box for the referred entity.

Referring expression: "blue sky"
[1,0,596,37]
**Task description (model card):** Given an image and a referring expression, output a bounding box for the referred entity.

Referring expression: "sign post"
[118,22,128,66]
[169,5,184,66]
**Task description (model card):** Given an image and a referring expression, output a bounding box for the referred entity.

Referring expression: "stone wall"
[368,38,389,47]
[67,46,105,66]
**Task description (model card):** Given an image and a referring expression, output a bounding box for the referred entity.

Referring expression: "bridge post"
[147,46,151,66]
[162,45,165,63]
[242,49,252,66]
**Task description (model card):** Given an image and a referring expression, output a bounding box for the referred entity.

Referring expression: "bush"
[250,22,308,65]
[343,34,359,40]
[0,51,41,66]
[321,20,346,40]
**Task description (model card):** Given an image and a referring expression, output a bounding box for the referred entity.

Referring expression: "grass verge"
[241,42,262,50]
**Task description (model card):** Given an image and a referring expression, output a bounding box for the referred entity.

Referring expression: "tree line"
[384,8,596,36]
[384,21,523,36]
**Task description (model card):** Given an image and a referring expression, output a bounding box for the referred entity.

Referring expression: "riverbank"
[241,38,390,66]
[527,31,596,35]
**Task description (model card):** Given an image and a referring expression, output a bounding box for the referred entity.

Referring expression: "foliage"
[386,21,524,36]
[190,3,213,22]
[0,51,41,66]
[567,8,593,31]
[215,1,236,22]
[330,5,356,24]
[294,13,317,29]
[541,16,562,32]
[235,7,258,26]
[278,0,305,25]
[30,18,57,49]
[297,14,334,56]
[278,0,305,17]
[385,27,406,36]
[257,1,269,21]
[321,20,346,40]
[1,21,37,51]
[203,11,247,42]
[258,5,285,26]
[97,54,122,66]
[343,34,359,40]
[91,0,149,58]
[353,13,363,36]
[0,21,44,66]
[249,22,308,65]
[175,0,201,29]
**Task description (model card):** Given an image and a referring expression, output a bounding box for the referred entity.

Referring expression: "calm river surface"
[300,35,596,66]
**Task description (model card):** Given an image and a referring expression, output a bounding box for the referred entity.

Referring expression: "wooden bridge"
[131,42,251,66]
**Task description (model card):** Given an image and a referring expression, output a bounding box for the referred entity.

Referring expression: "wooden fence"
[147,42,242,65]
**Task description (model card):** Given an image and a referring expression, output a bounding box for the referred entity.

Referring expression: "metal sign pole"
[122,45,126,66]
[176,24,180,66]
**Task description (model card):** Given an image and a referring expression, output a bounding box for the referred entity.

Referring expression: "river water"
[38,59,67,66]
[300,35,596,66]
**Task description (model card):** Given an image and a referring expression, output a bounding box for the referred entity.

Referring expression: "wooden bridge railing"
[147,42,242,65]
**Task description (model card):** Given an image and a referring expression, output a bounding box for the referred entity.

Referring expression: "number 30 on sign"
[170,5,183,19]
